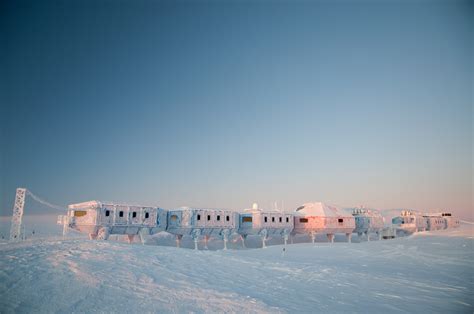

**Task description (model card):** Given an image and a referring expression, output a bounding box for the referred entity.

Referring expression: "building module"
[292,202,355,243]
[166,207,238,249]
[238,203,294,248]
[66,201,167,243]
[351,207,385,241]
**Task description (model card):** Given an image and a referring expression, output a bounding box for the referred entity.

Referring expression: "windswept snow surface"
[0,224,473,313]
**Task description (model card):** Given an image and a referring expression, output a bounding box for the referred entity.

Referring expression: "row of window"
[105,210,150,219]
[299,218,344,224]
[196,214,230,222]
[241,216,291,223]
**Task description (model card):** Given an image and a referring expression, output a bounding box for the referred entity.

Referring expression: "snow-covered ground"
[0,223,472,313]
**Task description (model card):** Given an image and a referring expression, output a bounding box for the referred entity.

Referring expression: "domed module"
[292,202,355,243]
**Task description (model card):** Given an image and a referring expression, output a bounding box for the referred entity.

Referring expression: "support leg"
[139,228,150,245]
[223,234,228,250]
[366,231,370,242]
[127,234,135,244]
[241,235,246,249]
[327,234,334,243]
[310,232,316,244]
[194,237,199,250]
[346,233,351,243]
[221,230,230,250]
[204,235,210,250]
[260,229,268,248]
[176,235,183,248]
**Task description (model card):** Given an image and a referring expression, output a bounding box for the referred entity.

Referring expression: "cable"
[26,190,66,211]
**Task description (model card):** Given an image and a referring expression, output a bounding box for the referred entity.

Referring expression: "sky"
[0,0,472,219]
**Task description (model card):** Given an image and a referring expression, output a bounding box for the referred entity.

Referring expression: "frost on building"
[351,207,385,241]
[440,212,460,228]
[66,201,167,243]
[391,210,427,235]
[237,203,294,248]
[422,213,448,231]
[166,207,238,250]
[292,202,355,243]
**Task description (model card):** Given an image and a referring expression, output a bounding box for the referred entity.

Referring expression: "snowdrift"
[0,223,472,313]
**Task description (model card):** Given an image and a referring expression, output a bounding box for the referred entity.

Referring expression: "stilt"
[366,231,370,242]
[203,235,210,250]
[223,234,228,250]
[176,235,183,248]
[290,234,294,244]
[192,230,201,250]
[260,229,268,249]
[327,234,334,243]
[138,228,149,245]
[62,220,68,239]
[241,235,247,249]
[358,232,363,241]
[283,233,289,246]
[221,229,230,250]
[346,233,351,243]
[127,234,135,243]
[310,232,316,244]
[377,231,382,241]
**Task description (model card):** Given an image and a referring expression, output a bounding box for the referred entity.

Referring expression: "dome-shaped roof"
[294,202,346,217]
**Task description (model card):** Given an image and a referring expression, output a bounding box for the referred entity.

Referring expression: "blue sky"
[1,0,472,218]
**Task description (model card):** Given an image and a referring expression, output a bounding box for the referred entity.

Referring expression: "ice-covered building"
[292,202,355,243]
[440,212,460,228]
[423,213,447,231]
[392,210,427,234]
[237,203,294,248]
[66,201,167,243]
[351,207,385,241]
[166,207,238,249]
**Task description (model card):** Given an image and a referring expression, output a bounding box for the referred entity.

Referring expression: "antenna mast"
[9,188,26,241]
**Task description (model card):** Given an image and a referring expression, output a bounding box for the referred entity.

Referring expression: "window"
[207,215,211,221]
[272,217,275,223]
[226,215,230,221]
[132,212,137,218]
[296,206,305,211]
[338,218,343,223]
[300,218,308,223]
[217,215,221,221]
[145,212,149,219]
[74,210,87,217]
[264,217,268,223]
[170,215,178,221]
[197,214,201,221]
[242,216,252,223]
[119,211,124,217]
[105,210,110,217]
[279,217,282,223]
[286,217,289,223]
